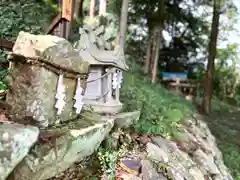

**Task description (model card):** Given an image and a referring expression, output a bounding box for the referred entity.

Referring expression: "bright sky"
[219,0,240,69]
[229,0,240,45]
[134,0,240,69]
[194,0,240,69]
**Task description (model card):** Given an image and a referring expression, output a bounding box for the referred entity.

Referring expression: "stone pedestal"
[8,118,114,180]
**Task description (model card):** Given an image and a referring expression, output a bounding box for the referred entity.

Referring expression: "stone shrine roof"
[75,25,128,71]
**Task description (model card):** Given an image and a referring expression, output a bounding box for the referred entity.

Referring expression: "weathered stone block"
[6,31,90,128]
[8,118,114,180]
[0,123,39,180]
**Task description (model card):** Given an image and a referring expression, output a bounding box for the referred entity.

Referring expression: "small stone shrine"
[6,31,90,128]
[2,30,140,180]
[75,24,128,114]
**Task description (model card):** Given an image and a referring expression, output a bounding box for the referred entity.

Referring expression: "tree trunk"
[79,0,84,24]
[117,0,130,50]
[73,0,84,20]
[144,29,152,74]
[151,0,165,83]
[150,29,157,74]
[115,26,120,48]
[99,0,107,16]
[202,0,220,114]
[89,0,96,19]
[73,0,80,19]
[151,31,161,83]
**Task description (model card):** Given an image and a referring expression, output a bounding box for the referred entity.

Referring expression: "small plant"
[97,144,127,179]
[98,147,118,179]
[207,117,240,179]
[218,139,240,178]
[83,175,99,180]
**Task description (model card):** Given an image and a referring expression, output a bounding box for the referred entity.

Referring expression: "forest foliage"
[0,0,240,178]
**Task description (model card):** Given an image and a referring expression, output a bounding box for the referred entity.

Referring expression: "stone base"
[85,100,123,114]
[114,111,141,128]
[8,119,114,180]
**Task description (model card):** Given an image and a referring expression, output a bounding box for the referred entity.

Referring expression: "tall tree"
[144,28,152,74]
[74,0,80,19]
[99,0,107,16]
[151,0,165,83]
[73,0,84,23]
[117,0,130,49]
[89,0,96,19]
[202,0,221,114]
[151,30,161,83]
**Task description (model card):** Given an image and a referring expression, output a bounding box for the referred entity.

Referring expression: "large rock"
[8,118,114,180]
[193,148,220,175]
[141,160,167,180]
[0,123,39,180]
[146,138,209,180]
[146,142,169,163]
[145,114,233,180]
[151,136,178,152]
[7,31,90,128]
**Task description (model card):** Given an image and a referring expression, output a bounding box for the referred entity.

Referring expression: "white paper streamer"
[112,70,123,89]
[74,77,84,114]
[118,71,123,88]
[55,74,66,115]
[112,72,118,90]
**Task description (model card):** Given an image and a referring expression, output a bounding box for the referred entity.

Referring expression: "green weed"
[121,61,195,138]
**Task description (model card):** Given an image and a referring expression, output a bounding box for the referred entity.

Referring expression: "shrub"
[121,60,195,137]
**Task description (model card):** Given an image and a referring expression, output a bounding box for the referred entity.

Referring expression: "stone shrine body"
[75,24,128,114]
